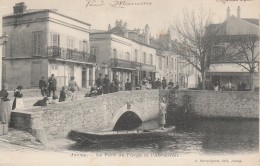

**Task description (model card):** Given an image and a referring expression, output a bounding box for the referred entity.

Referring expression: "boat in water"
[69,126,175,144]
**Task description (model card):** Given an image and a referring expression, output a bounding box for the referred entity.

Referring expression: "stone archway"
[109,103,144,131]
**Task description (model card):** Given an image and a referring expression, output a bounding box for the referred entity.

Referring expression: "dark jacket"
[48,77,57,90]
[125,82,132,91]
[39,79,47,89]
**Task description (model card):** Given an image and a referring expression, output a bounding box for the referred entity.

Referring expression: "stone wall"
[10,90,160,140]
[166,90,259,119]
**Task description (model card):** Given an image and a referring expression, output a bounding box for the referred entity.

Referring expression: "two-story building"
[207,6,259,90]
[90,20,156,88]
[2,2,95,89]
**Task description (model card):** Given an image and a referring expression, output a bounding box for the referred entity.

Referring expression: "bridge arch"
[110,104,145,131]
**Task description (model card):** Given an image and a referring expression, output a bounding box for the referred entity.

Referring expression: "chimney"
[115,20,119,27]
[227,7,230,19]
[108,24,111,31]
[124,29,129,38]
[145,24,150,45]
[119,20,123,27]
[123,22,127,30]
[237,6,241,18]
[13,2,27,14]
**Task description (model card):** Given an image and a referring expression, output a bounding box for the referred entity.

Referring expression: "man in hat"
[95,74,103,95]
[113,75,120,92]
[103,74,110,94]
[39,76,48,97]
[48,74,57,97]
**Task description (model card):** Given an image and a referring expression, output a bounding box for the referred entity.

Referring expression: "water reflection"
[70,119,258,155]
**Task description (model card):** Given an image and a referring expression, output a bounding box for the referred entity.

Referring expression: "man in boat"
[159,97,167,129]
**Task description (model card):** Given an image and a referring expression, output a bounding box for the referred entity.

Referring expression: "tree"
[170,8,220,90]
[224,34,259,91]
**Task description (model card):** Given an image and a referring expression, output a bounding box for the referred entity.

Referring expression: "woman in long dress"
[0,84,11,123]
[159,97,167,129]
[68,76,79,100]
[12,86,24,110]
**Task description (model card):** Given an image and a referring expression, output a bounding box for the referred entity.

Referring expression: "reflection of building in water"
[2,2,96,89]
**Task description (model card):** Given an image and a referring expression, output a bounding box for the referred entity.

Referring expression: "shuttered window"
[51,33,60,47]
[33,32,42,55]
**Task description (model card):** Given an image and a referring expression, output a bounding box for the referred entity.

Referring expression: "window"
[159,57,162,69]
[51,64,58,70]
[126,52,130,61]
[67,37,74,49]
[172,58,174,70]
[135,50,138,62]
[33,32,42,55]
[113,49,117,58]
[175,59,177,71]
[2,45,5,58]
[143,52,146,64]
[91,47,98,55]
[166,57,169,67]
[80,40,88,52]
[150,54,153,64]
[51,33,60,47]
[69,66,74,79]
[211,45,225,61]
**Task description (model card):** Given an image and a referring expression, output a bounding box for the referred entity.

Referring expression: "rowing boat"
[69,126,175,144]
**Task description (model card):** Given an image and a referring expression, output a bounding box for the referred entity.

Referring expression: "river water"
[69,119,259,155]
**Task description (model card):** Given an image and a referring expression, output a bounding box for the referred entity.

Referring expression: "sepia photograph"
[0,0,259,165]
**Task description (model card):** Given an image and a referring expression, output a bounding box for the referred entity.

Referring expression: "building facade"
[152,30,200,88]
[2,2,95,89]
[207,6,259,90]
[90,21,157,89]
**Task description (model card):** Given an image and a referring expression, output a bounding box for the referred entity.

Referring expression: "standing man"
[155,78,162,89]
[103,74,110,94]
[39,76,48,97]
[113,75,120,92]
[162,77,167,89]
[48,74,57,97]
[125,79,132,91]
[95,74,103,95]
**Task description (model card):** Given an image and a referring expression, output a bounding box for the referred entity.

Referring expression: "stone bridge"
[10,90,160,140]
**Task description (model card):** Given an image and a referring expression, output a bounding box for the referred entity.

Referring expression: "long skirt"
[159,112,166,125]
[0,101,11,123]
[15,98,24,110]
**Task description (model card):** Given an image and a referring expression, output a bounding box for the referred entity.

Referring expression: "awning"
[208,63,257,73]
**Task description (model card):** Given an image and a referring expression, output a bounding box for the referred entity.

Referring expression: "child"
[59,86,66,102]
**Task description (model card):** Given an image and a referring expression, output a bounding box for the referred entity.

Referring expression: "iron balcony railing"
[47,46,96,63]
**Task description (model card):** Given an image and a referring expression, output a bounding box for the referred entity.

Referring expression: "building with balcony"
[90,20,156,88]
[2,2,95,89]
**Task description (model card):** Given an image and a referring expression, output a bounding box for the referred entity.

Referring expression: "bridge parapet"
[10,90,160,140]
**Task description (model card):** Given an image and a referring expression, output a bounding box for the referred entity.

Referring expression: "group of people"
[39,74,57,97]
[212,81,248,91]
[0,84,24,124]
[35,75,80,106]
[87,74,120,97]
[139,77,179,90]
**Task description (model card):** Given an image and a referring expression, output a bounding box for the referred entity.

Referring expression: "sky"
[0,0,259,36]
